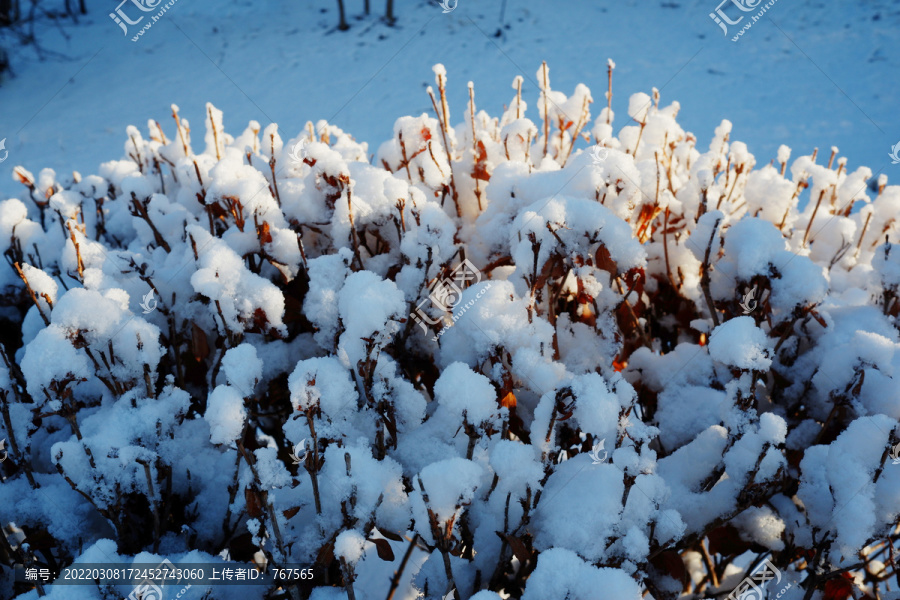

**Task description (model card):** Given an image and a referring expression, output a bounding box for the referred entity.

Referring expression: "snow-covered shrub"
[0,62,898,600]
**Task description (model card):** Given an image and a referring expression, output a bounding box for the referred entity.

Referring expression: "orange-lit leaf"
[823,573,854,600]
[472,140,491,181]
[259,221,273,245]
[635,204,662,244]
[595,244,618,275]
[14,167,35,187]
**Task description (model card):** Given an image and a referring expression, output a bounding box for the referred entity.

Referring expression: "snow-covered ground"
[0,0,898,199]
